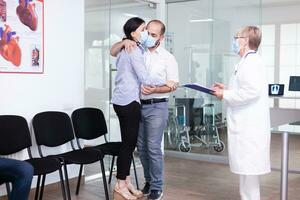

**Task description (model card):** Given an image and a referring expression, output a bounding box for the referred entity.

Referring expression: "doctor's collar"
[242,50,256,59]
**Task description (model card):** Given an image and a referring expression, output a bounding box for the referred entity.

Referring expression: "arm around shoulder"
[110,41,124,57]
[110,39,138,57]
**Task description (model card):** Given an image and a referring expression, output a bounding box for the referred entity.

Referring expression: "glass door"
[165,0,261,157]
[109,0,157,142]
[84,0,158,178]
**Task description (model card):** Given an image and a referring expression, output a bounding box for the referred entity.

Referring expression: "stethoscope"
[234,51,256,75]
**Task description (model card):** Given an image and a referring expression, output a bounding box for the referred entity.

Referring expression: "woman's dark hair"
[123,17,145,41]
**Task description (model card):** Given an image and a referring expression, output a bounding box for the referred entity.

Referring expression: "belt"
[141,98,168,105]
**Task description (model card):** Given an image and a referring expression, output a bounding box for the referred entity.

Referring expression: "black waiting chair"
[0,115,67,200]
[71,107,139,189]
[32,111,109,200]
[0,178,13,199]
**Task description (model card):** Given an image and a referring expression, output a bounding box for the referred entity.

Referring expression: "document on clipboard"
[182,83,215,95]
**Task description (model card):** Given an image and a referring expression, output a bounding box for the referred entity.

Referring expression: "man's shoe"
[141,182,150,196]
[148,190,163,200]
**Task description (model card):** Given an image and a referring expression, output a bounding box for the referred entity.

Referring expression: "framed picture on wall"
[0,0,44,74]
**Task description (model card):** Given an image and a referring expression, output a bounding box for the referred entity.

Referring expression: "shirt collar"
[137,44,146,54]
[146,45,162,54]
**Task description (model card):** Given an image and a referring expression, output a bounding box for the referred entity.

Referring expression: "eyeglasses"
[234,35,248,39]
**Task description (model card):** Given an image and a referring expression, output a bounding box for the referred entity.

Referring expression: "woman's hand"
[212,88,224,100]
[212,82,225,90]
[123,39,137,52]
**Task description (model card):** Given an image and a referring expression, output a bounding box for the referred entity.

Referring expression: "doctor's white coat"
[223,51,271,175]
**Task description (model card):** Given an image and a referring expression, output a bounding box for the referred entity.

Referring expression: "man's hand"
[141,85,157,95]
[123,39,137,52]
[166,80,178,91]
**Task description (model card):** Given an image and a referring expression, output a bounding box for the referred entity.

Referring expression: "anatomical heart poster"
[0,0,44,73]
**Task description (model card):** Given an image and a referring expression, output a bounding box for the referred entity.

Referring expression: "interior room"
[1,0,300,200]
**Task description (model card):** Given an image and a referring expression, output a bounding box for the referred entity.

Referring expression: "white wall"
[262,3,300,127]
[0,0,84,194]
[262,3,300,24]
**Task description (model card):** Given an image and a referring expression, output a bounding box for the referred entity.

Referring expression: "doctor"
[212,26,271,200]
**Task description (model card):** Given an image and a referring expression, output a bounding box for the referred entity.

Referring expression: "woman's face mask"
[139,30,158,48]
[232,38,240,55]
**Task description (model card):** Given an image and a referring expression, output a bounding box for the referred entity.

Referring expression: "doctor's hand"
[212,88,224,100]
[212,82,225,90]
[141,85,157,95]
[123,39,137,52]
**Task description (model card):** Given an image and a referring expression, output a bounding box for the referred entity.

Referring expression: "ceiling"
[85,0,140,9]
[85,0,300,9]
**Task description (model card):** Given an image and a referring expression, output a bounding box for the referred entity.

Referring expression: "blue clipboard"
[182,83,215,95]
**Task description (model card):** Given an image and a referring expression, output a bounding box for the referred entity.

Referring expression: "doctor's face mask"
[232,35,248,55]
[232,39,240,55]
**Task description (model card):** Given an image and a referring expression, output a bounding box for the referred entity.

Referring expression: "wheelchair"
[166,99,225,153]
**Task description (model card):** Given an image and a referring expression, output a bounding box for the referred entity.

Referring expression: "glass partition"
[84,0,157,178]
[165,0,262,156]
[84,0,263,172]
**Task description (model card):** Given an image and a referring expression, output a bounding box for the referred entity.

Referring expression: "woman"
[111,17,171,200]
[212,26,271,200]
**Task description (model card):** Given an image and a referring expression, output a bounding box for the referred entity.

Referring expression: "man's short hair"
[147,19,166,35]
[241,26,262,51]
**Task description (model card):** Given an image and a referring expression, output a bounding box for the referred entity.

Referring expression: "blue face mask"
[232,39,240,55]
[139,30,157,48]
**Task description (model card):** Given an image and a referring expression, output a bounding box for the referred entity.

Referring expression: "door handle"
[109,64,117,101]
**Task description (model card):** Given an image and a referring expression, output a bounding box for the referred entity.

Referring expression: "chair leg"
[34,175,41,200]
[108,156,115,184]
[58,167,67,200]
[5,182,11,199]
[62,162,71,200]
[100,160,109,200]
[38,175,46,200]
[132,156,139,190]
[75,164,83,195]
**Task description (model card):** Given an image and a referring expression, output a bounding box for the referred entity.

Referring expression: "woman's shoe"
[127,183,143,198]
[113,186,138,200]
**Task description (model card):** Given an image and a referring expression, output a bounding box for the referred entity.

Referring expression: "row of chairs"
[0,107,139,200]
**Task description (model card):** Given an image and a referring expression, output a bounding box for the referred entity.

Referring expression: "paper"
[182,83,215,95]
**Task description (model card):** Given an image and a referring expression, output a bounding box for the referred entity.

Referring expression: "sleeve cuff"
[223,90,230,102]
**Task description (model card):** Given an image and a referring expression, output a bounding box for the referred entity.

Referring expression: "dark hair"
[123,17,145,41]
[147,19,166,35]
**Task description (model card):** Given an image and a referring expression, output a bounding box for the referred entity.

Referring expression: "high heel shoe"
[113,186,137,200]
[127,184,143,198]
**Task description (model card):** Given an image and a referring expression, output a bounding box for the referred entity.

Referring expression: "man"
[0,157,34,200]
[212,26,270,200]
[110,19,179,200]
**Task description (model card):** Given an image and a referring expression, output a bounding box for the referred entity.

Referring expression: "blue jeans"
[137,102,168,191]
[0,157,34,200]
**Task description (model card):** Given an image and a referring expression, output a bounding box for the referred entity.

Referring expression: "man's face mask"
[139,30,158,48]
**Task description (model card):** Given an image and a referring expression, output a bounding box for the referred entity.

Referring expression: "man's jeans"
[0,157,34,200]
[137,102,168,191]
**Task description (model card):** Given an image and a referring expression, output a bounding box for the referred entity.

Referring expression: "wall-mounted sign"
[0,0,44,74]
